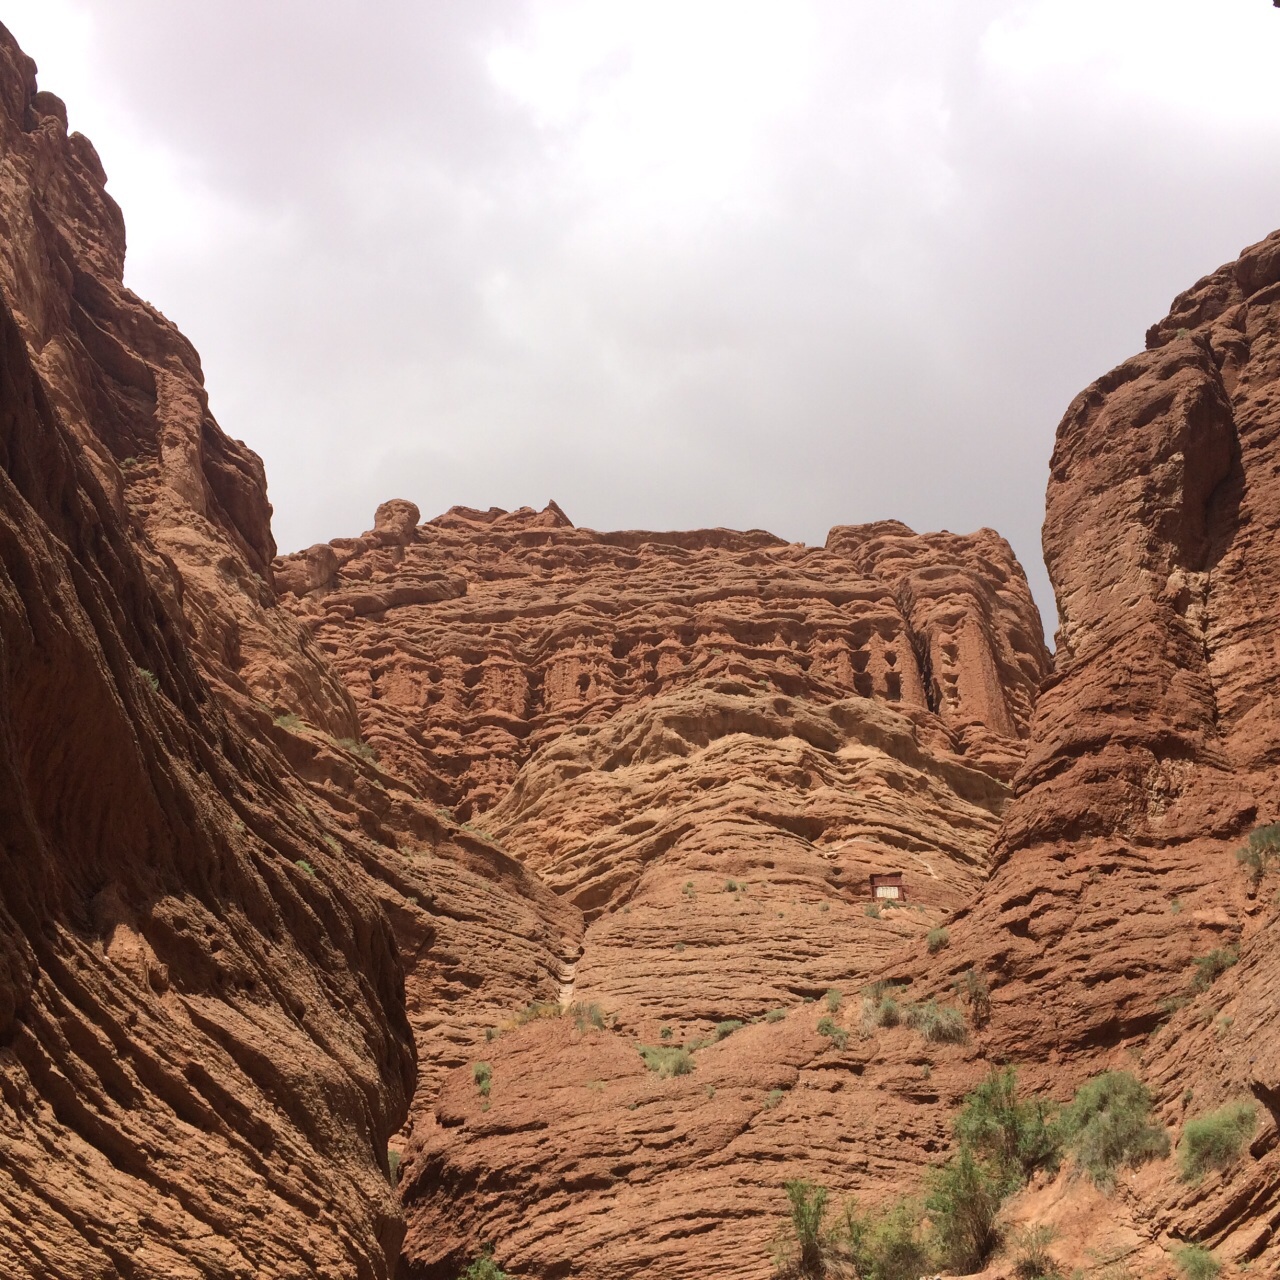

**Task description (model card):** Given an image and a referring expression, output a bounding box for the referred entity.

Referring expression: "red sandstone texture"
[929,226,1280,1271]
[0,25,575,1277]
[8,9,1280,1277]
[277,503,1050,1277]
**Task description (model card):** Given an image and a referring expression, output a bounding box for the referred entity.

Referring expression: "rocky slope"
[277,503,1050,1277]
[0,25,576,1278]
[929,227,1280,1272]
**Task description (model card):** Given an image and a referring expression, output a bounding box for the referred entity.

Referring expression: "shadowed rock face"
[934,227,1280,1269]
[0,24,578,1278]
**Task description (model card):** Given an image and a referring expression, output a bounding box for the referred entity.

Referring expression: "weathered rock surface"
[0,25,577,1277]
[931,227,1280,1271]
[279,501,1050,1276]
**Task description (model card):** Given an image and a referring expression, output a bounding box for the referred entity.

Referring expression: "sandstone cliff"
[277,501,1049,1277]
[0,25,576,1278]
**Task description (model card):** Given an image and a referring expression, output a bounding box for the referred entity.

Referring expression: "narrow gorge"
[2,21,1280,1280]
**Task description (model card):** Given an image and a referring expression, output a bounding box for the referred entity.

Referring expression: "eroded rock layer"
[0,26,578,1277]
[278,502,1050,1276]
[932,227,1280,1269]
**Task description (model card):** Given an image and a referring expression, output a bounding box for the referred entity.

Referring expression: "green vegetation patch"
[637,1045,694,1078]
[1058,1071,1169,1189]
[1179,1100,1256,1182]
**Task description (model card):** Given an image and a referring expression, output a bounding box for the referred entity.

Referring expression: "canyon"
[1,19,1279,1280]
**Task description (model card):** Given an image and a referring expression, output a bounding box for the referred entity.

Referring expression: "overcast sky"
[7,1,1280,635]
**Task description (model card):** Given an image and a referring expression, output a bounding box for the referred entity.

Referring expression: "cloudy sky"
[7,1,1280,633]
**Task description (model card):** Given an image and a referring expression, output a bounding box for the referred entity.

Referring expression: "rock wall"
[934,227,1280,1269]
[279,500,1050,1277]
[0,24,579,1277]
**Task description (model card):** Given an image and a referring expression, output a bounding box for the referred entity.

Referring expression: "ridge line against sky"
[6,0,1280,638]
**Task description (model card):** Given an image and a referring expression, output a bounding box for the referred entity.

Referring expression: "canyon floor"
[2,19,1280,1280]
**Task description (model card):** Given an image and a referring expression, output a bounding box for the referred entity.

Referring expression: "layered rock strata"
[931,227,1280,1269]
[0,26,578,1276]
[279,502,1050,1277]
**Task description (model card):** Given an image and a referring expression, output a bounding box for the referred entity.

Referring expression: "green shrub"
[1236,823,1280,887]
[953,1068,1060,1188]
[926,927,949,955]
[765,1088,784,1109]
[139,667,160,693]
[831,1198,928,1280]
[572,1002,607,1032]
[295,859,316,877]
[1190,948,1237,993]
[660,1024,673,1040]
[1058,1071,1169,1188]
[711,1019,744,1042]
[725,879,739,892]
[955,968,991,1026]
[387,1147,401,1187]
[782,1180,827,1276]
[274,712,305,729]
[472,1061,492,1097]
[1179,1100,1256,1181]
[1010,1224,1061,1280]
[904,998,967,1044]
[816,1015,849,1050]
[459,1248,510,1280]
[765,1008,787,1023]
[1173,1244,1219,1280]
[870,995,902,1028]
[682,880,696,898]
[824,989,842,1012]
[866,903,881,918]
[925,1145,1005,1273]
[638,1045,694,1077]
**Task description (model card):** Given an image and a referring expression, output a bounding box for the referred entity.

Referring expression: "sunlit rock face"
[278,500,1052,1278]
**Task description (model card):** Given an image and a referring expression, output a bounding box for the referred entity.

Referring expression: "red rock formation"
[932,227,1280,1271]
[278,501,1050,1276]
[0,25,577,1276]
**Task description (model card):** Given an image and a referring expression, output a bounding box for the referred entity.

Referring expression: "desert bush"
[825,989,842,1012]
[725,878,740,891]
[869,995,902,1028]
[712,1019,744,1041]
[866,903,881,918]
[1179,1100,1256,1181]
[459,1248,510,1280]
[783,1180,828,1276]
[638,1045,695,1077]
[572,1002,607,1032]
[682,880,696,899]
[387,1147,401,1187]
[274,711,305,729]
[925,1145,1005,1273]
[337,736,378,761]
[660,1024,673,1040]
[1190,948,1238,993]
[1010,1224,1062,1280]
[472,1061,492,1097]
[765,1088,784,1109]
[765,1008,787,1023]
[295,859,316,877]
[816,1015,849,1050]
[953,1068,1060,1187]
[955,968,991,1026]
[904,998,967,1044]
[774,1185,928,1280]
[1058,1071,1169,1188]
[1236,822,1280,887]
[1173,1244,1219,1280]
[926,927,949,955]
